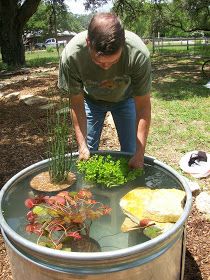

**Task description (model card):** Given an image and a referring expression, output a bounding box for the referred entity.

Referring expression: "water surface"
[2,158,182,252]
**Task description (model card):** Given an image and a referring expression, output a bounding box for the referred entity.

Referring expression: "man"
[58,13,151,169]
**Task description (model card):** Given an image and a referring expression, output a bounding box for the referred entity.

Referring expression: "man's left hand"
[128,152,144,169]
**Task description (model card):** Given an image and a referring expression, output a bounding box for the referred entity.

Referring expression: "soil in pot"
[30,171,76,192]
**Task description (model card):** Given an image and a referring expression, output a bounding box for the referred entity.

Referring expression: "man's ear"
[86,37,90,47]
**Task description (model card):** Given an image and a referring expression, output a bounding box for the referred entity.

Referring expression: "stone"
[20,95,49,105]
[121,217,139,232]
[19,94,34,101]
[4,91,20,100]
[39,103,56,110]
[195,192,210,214]
[120,187,186,223]
[182,176,200,193]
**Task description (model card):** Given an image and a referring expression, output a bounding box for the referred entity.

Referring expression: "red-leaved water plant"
[24,189,111,252]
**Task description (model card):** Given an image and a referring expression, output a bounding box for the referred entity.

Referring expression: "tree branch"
[84,0,108,11]
[17,0,41,28]
[154,1,210,32]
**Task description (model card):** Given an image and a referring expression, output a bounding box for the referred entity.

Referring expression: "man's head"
[87,13,125,70]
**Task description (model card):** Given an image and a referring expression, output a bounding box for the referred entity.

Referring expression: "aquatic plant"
[24,189,111,251]
[77,155,144,188]
[47,97,73,183]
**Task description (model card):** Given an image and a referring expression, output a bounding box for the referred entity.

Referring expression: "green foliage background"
[25,0,210,40]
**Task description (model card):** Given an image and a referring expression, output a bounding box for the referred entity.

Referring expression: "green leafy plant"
[24,189,111,251]
[77,155,144,188]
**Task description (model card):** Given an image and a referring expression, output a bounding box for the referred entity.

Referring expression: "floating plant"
[24,189,111,252]
[77,154,144,188]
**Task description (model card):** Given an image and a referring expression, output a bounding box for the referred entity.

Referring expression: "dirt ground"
[0,66,209,280]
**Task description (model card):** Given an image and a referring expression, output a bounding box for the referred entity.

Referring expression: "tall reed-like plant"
[47,96,73,183]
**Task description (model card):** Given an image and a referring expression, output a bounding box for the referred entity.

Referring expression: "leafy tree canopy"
[111,0,210,35]
[25,0,93,37]
[1,0,209,66]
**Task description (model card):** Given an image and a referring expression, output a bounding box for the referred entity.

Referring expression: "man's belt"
[84,94,128,106]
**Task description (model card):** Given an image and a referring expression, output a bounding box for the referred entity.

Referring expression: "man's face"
[87,38,122,70]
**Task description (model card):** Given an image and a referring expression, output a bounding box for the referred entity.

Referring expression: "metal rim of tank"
[0,151,192,262]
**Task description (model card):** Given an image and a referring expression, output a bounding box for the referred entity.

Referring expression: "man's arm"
[128,93,151,168]
[70,94,90,160]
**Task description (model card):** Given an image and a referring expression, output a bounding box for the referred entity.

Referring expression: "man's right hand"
[78,145,90,161]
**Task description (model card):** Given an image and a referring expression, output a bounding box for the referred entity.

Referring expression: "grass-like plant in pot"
[24,189,111,252]
[30,96,76,192]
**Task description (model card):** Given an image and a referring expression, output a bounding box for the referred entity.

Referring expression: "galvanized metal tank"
[0,152,192,280]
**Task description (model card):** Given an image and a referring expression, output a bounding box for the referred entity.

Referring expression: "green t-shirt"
[58,30,151,103]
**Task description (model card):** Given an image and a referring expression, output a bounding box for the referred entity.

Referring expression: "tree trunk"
[0,16,25,66]
[0,0,41,67]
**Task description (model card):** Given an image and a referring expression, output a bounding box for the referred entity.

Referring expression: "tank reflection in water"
[2,161,182,252]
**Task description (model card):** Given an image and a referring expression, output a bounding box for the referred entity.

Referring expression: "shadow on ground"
[184,249,203,280]
[152,55,209,100]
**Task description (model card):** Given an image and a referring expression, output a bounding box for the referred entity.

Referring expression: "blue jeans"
[84,98,136,153]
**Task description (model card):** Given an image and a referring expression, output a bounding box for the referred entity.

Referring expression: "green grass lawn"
[147,43,210,58]
[0,48,60,70]
[25,48,63,67]
[147,55,210,189]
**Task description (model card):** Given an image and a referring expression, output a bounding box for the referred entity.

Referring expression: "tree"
[0,0,93,67]
[65,13,93,33]
[0,0,41,66]
[111,0,210,34]
[0,0,66,67]
[83,0,109,11]
[154,0,210,33]
[25,3,92,37]
[1,0,209,67]
[25,1,75,39]
[25,2,49,35]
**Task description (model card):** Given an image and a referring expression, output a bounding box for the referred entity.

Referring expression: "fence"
[144,37,210,54]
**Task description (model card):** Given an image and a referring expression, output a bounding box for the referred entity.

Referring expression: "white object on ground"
[195,192,210,215]
[179,151,210,178]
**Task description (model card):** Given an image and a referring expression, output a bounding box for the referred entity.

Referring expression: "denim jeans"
[84,97,136,153]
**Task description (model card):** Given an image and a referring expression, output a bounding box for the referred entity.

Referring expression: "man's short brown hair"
[88,13,125,55]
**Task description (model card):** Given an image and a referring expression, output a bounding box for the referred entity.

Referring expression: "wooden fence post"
[152,35,155,54]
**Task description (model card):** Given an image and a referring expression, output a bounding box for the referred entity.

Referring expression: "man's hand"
[71,94,90,161]
[128,152,144,169]
[128,94,151,169]
[78,145,90,161]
